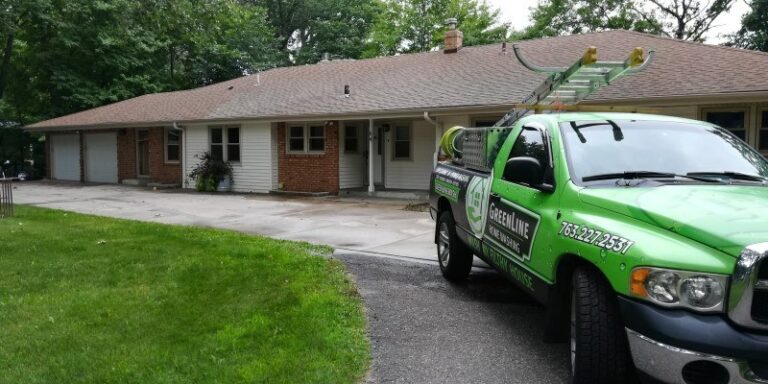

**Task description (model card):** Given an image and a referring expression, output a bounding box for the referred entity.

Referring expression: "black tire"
[436,211,473,282]
[570,266,636,384]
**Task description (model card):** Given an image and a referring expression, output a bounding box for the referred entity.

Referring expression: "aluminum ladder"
[495,45,655,127]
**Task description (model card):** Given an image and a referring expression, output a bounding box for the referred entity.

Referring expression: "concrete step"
[122,179,148,186]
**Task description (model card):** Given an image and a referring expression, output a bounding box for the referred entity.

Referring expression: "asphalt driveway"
[336,251,570,384]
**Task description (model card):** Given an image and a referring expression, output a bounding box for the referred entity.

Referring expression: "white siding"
[271,124,279,190]
[339,122,366,189]
[183,124,207,189]
[384,120,436,190]
[184,122,274,193]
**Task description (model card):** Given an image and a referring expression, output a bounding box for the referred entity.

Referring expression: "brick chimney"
[443,18,463,54]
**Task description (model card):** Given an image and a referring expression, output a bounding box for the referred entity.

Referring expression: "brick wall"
[277,121,340,194]
[117,127,181,184]
[117,128,136,182]
[147,127,182,184]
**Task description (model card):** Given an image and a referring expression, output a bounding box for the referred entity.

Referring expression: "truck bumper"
[618,297,768,384]
[626,329,767,384]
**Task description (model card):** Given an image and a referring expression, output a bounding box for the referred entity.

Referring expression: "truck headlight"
[630,267,728,312]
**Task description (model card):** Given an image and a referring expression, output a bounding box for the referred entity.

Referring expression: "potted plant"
[188,152,233,192]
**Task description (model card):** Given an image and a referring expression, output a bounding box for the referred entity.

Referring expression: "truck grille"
[729,244,768,330]
[752,261,768,323]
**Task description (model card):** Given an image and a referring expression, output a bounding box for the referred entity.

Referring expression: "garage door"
[84,132,118,183]
[51,134,81,181]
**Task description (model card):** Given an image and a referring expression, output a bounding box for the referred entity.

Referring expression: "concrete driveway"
[13,182,437,260]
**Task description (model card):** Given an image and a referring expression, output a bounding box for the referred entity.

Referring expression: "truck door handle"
[490,192,500,198]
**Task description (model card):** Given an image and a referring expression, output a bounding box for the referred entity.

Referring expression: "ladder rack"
[495,45,655,127]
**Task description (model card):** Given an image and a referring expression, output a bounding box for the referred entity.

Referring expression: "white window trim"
[164,127,181,164]
[209,126,241,163]
[343,123,361,154]
[391,123,412,161]
[286,122,326,154]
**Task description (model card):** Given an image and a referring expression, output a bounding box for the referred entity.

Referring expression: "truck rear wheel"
[436,211,473,282]
[570,266,636,384]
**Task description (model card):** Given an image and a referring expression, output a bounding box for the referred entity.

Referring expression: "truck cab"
[429,112,768,384]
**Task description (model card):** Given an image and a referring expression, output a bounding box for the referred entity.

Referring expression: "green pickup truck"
[429,112,768,384]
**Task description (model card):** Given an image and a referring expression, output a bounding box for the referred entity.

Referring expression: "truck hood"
[578,185,768,257]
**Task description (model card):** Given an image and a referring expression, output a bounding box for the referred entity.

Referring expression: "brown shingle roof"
[27,30,768,130]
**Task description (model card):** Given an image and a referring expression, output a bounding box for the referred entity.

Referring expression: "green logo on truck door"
[485,194,540,261]
[466,176,490,236]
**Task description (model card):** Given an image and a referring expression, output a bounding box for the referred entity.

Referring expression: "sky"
[485,0,751,44]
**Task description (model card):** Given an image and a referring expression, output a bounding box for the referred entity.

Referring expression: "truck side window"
[505,127,553,183]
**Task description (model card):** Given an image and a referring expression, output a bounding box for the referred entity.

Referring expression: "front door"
[137,129,150,177]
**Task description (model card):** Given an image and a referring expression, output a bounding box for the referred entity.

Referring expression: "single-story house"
[25,28,768,194]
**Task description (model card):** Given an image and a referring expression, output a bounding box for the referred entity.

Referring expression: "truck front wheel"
[436,211,473,282]
[570,266,636,384]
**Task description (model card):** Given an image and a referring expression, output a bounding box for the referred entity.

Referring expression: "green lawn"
[0,206,369,384]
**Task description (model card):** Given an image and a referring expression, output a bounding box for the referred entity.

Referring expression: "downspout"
[423,112,440,167]
[172,122,186,188]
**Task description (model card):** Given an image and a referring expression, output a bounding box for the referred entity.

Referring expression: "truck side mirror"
[503,157,553,192]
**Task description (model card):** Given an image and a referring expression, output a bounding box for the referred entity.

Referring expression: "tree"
[640,0,736,41]
[729,0,768,52]
[247,0,382,64]
[523,0,735,42]
[521,0,662,39]
[364,0,509,57]
[0,0,280,124]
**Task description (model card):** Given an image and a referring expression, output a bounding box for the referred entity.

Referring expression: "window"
[472,117,503,128]
[393,125,411,160]
[289,125,305,152]
[704,109,748,142]
[165,128,180,163]
[760,109,768,151]
[227,127,240,162]
[504,126,552,184]
[309,125,325,152]
[344,124,359,153]
[209,126,240,162]
[286,123,325,154]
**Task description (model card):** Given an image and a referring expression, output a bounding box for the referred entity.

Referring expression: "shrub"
[188,152,233,192]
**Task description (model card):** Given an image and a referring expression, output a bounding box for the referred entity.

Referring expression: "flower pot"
[217,175,232,192]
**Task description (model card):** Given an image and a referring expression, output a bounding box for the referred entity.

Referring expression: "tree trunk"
[0,31,15,100]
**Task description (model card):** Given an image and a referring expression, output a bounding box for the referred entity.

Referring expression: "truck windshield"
[560,119,768,185]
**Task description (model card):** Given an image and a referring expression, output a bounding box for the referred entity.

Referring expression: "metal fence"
[0,179,12,218]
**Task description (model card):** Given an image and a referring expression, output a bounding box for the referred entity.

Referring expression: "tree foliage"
[363,0,509,57]
[729,0,768,52]
[0,0,279,125]
[521,0,662,39]
[248,0,383,65]
[642,0,736,41]
[523,0,735,42]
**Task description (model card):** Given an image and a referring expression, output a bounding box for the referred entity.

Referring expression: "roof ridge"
[611,29,768,58]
